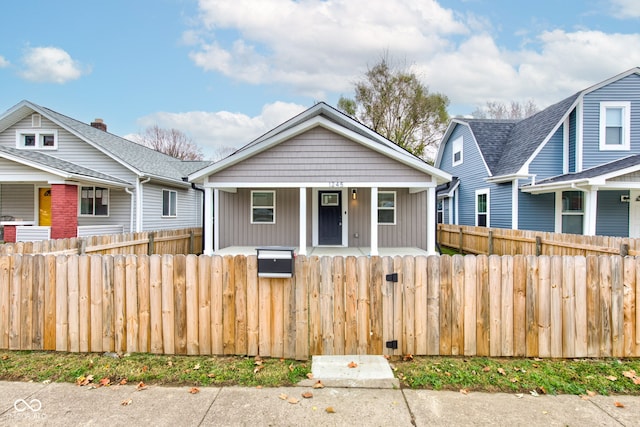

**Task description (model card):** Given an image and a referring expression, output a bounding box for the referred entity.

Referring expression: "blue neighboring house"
[435,67,640,237]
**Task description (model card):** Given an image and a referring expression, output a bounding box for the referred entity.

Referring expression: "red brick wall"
[3,225,16,243]
[50,184,78,239]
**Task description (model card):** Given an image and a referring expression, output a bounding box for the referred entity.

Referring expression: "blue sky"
[1,0,639,159]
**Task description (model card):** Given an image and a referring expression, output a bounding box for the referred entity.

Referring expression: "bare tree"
[138,125,204,160]
[338,56,449,159]
[472,100,539,120]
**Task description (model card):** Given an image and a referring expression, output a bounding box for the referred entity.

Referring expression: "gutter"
[136,177,151,232]
[190,181,205,254]
[125,187,135,232]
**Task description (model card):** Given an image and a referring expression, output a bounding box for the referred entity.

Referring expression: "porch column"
[370,187,378,256]
[585,188,598,236]
[213,188,220,253]
[50,184,78,239]
[427,186,437,255]
[299,187,307,255]
[203,187,214,255]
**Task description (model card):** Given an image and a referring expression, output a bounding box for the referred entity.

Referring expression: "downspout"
[125,187,135,233]
[137,177,151,232]
[191,182,205,254]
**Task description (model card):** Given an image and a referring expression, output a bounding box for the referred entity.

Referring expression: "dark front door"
[318,191,342,245]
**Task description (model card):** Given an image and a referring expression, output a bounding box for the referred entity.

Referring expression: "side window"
[16,129,58,150]
[80,186,109,216]
[599,102,630,150]
[162,189,177,217]
[561,191,583,234]
[475,189,489,227]
[251,191,275,224]
[378,191,396,225]
[452,137,463,166]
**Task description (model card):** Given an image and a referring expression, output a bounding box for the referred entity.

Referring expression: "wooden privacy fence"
[1,253,639,360]
[0,228,203,256]
[438,224,640,257]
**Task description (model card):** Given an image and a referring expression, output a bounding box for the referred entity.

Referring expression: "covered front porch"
[214,245,431,257]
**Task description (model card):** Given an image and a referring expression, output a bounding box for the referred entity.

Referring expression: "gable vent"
[32,113,41,128]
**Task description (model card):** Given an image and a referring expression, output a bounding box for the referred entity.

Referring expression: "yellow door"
[39,188,52,226]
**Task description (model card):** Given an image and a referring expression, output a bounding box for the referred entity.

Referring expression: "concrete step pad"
[298,355,399,389]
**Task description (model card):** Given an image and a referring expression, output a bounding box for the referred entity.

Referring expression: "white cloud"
[20,46,89,84]
[0,56,9,68]
[130,101,308,160]
[610,0,640,18]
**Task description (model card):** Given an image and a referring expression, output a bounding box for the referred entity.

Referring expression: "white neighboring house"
[0,100,210,242]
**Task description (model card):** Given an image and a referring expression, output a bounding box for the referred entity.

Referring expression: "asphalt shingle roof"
[0,145,131,185]
[531,154,640,185]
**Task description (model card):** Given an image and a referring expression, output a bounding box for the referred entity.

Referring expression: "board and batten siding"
[207,127,432,184]
[141,183,201,231]
[377,188,428,249]
[582,73,640,170]
[596,190,629,237]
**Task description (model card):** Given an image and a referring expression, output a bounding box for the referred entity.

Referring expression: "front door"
[630,190,640,238]
[38,188,52,226]
[318,191,342,245]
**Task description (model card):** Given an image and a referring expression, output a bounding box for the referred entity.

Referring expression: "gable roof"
[0,101,213,185]
[437,67,640,179]
[0,145,131,186]
[189,102,451,184]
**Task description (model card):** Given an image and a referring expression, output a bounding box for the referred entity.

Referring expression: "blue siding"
[569,109,576,173]
[582,73,640,170]
[519,188,555,232]
[596,190,629,237]
[491,183,512,228]
[529,126,564,180]
[438,124,504,227]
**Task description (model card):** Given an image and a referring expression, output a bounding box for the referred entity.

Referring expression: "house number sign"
[329,181,343,188]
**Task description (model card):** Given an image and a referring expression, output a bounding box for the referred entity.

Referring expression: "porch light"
[352,189,357,200]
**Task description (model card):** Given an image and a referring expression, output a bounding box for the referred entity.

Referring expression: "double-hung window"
[80,186,109,216]
[251,191,275,224]
[162,190,177,217]
[378,191,396,225]
[475,189,489,227]
[561,191,583,234]
[599,101,631,150]
[452,137,463,166]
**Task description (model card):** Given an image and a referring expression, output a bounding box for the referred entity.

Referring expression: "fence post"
[148,232,155,256]
[621,243,629,257]
[459,227,464,253]
[535,236,542,256]
[79,238,87,255]
[488,229,493,255]
[189,231,194,254]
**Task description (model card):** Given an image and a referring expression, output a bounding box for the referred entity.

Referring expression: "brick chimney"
[90,118,107,131]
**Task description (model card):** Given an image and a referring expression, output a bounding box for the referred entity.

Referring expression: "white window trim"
[79,186,110,217]
[556,190,585,234]
[15,129,58,150]
[475,188,490,227]
[452,136,463,166]
[437,198,444,224]
[162,189,178,218]
[599,101,631,151]
[378,190,396,225]
[251,190,276,224]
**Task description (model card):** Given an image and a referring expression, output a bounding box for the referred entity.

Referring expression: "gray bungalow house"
[188,102,451,256]
[435,67,640,237]
[0,100,209,242]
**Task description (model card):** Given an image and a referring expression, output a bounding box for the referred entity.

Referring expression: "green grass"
[2,351,640,395]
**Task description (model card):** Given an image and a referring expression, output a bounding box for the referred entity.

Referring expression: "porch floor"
[214,246,430,257]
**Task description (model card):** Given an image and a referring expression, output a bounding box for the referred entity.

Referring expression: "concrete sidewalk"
[1,380,639,426]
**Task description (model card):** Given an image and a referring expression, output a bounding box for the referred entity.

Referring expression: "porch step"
[298,355,399,389]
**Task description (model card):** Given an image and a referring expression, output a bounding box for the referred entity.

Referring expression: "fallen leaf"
[189,387,200,394]
[482,366,491,372]
[445,371,451,377]
[279,393,288,400]
[515,393,524,399]
[167,360,173,367]
[586,390,597,397]
[497,368,506,376]
[1,354,8,360]
[256,385,262,389]
[289,363,294,372]
[193,364,201,370]
[614,401,625,408]
[325,407,335,413]
[306,372,314,379]
[606,375,618,382]
[288,397,299,404]
[301,392,313,399]
[141,365,149,373]
[254,365,265,374]
[121,398,133,406]
[313,380,325,389]
[534,358,543,361]
[634,377,640,385]
[136,381,148,391]
[510,378,518,383]
[403,354,413,361]
[383,355,390,359]
[99,377,111,387]
[459,388,469,395]
[623,370,636,379]
[207,373,216,378]
[530,390,539,397]
[348,361,358,368]
[119,379,128,385]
